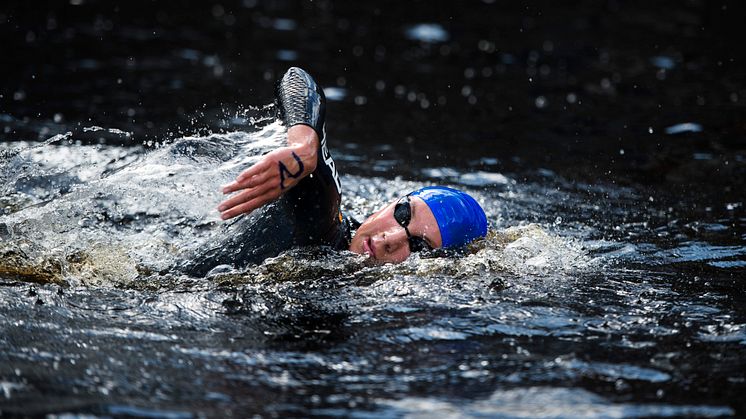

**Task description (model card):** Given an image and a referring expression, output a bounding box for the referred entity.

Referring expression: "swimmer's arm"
[218,67,324,220]
[217,125,318,220]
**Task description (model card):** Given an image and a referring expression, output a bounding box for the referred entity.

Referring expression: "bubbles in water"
[478,40,496,53]
[535,96,548,109]
[494,225,590,275]
[650,55,676,70]
[276,49,298,61]
[458,171,511,187]
[404,23,450,43]
[271,18,297,31]
[323,87,347,102]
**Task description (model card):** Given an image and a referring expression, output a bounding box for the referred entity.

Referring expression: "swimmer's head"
[349,186,488,264]
[410,186,488,248]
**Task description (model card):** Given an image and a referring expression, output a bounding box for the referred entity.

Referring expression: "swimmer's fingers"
[219,189,277,220]
[217,181,276,217]
[220,160,272,193]
[217,146,311,219]
[221,170,273,194]
[236,158,272,182]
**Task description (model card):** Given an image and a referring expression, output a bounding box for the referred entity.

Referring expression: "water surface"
[1,1,745,417]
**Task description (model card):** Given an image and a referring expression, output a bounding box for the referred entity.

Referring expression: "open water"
[1,1,745,417]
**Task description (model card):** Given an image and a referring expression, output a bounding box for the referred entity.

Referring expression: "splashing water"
[0,121,593,288]
[1,122,284,285]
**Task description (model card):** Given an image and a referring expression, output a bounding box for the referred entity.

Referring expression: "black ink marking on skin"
[279,151,304,190]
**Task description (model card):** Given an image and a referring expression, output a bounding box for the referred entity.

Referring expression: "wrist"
[288,125,318,174]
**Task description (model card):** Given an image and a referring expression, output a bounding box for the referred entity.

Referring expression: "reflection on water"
[2,0,746,417]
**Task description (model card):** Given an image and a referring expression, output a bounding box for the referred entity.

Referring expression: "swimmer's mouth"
[363,237,376,259]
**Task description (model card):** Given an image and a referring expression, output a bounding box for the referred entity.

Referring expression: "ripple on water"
[698,323,746,345]
[562,359,671,383]
[372,387,734,418]
[656,241,746,267]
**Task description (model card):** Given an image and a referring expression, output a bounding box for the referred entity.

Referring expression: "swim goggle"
[394,195,434,253]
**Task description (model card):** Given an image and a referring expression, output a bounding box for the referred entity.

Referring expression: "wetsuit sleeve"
[273,67,349,250]
[275,67,326,139]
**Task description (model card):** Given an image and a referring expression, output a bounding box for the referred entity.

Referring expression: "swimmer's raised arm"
[218,67,325,220]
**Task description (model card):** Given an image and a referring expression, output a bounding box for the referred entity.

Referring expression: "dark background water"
[3,0,745,192]
[2,0,746,417]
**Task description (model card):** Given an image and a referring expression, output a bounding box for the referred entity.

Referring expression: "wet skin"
[218,125,318,219]
[218,125,443,263]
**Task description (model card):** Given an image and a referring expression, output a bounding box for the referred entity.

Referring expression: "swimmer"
[186,67,487,274]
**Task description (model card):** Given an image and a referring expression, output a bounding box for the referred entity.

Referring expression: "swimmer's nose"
[377,228,409,255]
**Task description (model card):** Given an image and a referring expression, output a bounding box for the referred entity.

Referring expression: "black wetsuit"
[182,67,350,276]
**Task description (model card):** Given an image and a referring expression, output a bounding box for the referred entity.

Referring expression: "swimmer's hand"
[217,125,318,220]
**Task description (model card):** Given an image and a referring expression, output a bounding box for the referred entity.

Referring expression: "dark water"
[2,1,745,417]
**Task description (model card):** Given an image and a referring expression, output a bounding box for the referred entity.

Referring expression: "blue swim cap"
[410,186,488,248]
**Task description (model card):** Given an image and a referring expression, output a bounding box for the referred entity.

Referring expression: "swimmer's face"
[349,195,443,264]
